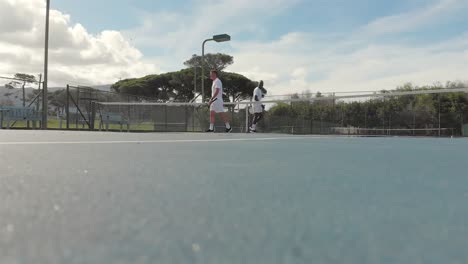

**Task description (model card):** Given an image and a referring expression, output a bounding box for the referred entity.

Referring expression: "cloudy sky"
[0,0,467,95]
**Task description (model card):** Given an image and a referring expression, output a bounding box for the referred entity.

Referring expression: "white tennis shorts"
[252,103,263,114]
[210,100,224,113]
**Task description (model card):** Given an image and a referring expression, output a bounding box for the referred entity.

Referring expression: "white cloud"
[0,0,158,87]
[227,26,468,95]
[0,0,37,33]
[361,0,468,36]
[123,0,301,71]
[226,0,468,96]
[121,0,468,97]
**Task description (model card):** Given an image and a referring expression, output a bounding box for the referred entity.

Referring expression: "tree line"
[268,82,468,134]
[111,53,257,102]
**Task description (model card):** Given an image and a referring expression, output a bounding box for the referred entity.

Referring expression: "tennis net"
[92,87,468,136]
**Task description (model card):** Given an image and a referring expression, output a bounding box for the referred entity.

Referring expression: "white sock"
[225,123,231,129]
[209,123,214,130]
[251,124,257,130]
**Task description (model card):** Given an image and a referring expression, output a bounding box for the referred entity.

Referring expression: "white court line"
[0,136,331,145]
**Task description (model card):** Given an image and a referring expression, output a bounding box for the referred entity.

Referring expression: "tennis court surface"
[1,130,467,263]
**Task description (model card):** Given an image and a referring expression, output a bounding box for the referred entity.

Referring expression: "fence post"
[90,101,96,130]
[76,88,80,128]
[66,85,70,129]
[245,105,249,133]
[438,94,441,137]
[192,106,195,132]
[185,106,188,132]
[165,105,168,132]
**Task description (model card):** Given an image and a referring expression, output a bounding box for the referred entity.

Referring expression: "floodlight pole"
[201,34,231,102]
[42,0,50,129]
[201,38,212,102]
